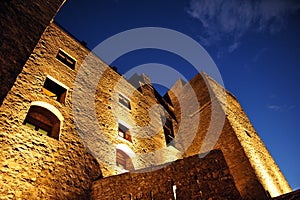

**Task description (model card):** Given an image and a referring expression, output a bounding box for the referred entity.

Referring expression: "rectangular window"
[42,76,68,104]
[119,93,131,110]
[118,123,132,142]
[56,49,76,69]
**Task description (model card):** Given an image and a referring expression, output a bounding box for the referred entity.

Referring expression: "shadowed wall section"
[0,0,66,105]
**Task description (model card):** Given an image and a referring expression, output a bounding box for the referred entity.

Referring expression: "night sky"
[55,0,300,190]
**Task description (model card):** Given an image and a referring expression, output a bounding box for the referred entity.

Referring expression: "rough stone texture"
[223,89,291,198]
[0,23,102,199]
[0,22,175,199]
[0,2,293,199]
[0,0,66,106]
[91,150,242,200]
[166,73,291,199]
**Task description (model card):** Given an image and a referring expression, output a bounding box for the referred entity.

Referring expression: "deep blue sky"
[55,0,300,190]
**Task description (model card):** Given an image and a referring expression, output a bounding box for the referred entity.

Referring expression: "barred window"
[56,49,76,69]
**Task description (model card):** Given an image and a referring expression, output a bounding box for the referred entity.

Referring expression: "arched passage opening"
[23,101,63,140]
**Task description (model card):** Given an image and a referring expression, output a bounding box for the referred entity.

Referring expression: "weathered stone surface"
[166,73,291,199]
[91,150,242,200]
[0,23,103,199]
[0,22,173,199]
[0,0,66,106]
[0,1,293,199]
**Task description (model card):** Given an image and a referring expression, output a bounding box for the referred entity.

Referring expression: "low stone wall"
[91,150,242,200]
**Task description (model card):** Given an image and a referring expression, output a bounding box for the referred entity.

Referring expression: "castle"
[0,1,298,199]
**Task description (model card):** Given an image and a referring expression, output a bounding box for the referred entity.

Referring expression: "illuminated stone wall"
[0,22,175,198]
[165,73,291,198]
[0,22,101,199]
[0,1,292,199]
[91,150,242,200]
[223,89,292,197]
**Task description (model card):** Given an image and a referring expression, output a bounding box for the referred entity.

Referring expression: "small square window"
[118,123,132,142]
[119,93,131,110]
[42,76,68,104]
[56,49,76,69]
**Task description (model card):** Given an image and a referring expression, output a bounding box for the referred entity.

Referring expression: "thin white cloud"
[267,104,281,112]
[267,104,296,112]
[187,0,300,46]
[228,41,240,53]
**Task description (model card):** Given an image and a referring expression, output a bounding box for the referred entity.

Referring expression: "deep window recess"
[23,105,61,140]
[116,149,134,170]
[42,76,67,103]
[119,93,131,110]
[164,120,175,146]
[56,49,76,69]
[118,123,132,142]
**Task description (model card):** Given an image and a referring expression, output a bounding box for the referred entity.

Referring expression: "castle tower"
[165,73,292,198]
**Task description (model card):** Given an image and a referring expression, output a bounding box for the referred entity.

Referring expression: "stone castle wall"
[0,1,292,199]
[91,150,242,200]
[0,22,101,199]
[0,22,177,199]
[224,89,292,197]
[0,0,66,105]
[202,74,291,197]
[165,73,291,198]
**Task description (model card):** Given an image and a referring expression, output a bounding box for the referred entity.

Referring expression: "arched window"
[116,149,134,171]
[23,101,63,140]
